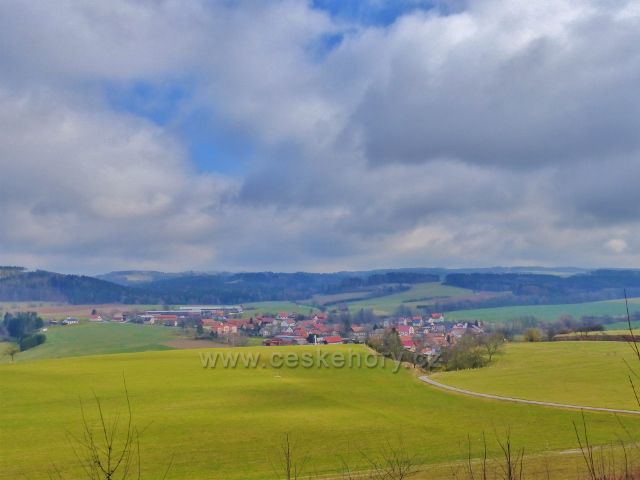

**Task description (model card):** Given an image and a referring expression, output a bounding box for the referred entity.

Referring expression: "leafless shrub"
[451,430,525,480]
[53,380,171,480]
[496,429,525,480]
[335,439,419,480]
[572,411,640,480]
[275,433,309,480]
[359,440,420,480]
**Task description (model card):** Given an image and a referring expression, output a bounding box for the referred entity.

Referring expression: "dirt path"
[419,375,640,416]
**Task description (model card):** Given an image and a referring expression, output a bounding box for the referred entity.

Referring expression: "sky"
[1,0,640,274]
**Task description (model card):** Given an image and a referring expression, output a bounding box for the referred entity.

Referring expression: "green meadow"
[446,297,640,324]
[346,282,473,315]
[1,344,639,479]
[1,322,182,364]
[241,300,318,318]
[434,341,640,410]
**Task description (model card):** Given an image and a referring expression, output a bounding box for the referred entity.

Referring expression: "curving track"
[418,375,640,416]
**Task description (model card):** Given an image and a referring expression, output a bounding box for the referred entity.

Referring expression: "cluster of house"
[389,314,484,355]
[80,305,485,357]
[224,311,484,356]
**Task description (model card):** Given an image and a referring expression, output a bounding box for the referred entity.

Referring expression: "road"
[418,375,640,416]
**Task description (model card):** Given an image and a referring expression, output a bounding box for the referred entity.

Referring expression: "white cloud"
[605,238,628,255]
[0,88,237,272]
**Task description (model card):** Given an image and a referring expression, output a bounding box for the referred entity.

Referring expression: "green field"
[241,300,318,318]
[446,297,640,324]
[605,320,640,330]
[1,345,638,479]
[554,329,636,338]
[346,282,473,315]
[1,322,183,364]
[434,342,640,410]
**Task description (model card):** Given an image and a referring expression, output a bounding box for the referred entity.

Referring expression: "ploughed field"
[1,345,639,479]
[434,341,640,410]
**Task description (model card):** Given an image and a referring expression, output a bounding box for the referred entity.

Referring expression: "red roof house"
[323,336,343,344]
[401,338,415,349]
[395,326,415,337]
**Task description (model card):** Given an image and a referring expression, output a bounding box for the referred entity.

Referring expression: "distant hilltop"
[3,266,640,308]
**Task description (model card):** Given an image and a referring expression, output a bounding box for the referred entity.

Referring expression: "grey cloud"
[344,2,640,168]
[551,155,640,227]
[0,0,206,84]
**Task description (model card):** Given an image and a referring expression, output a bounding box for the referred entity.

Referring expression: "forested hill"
[4,266,640,307]
[119,271,441,305]
[0,268,440,305]
[0,270,148,304]
[444,270,640,302]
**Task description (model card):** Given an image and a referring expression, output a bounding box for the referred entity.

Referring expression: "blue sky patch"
[105,80,192,127]
[311,0,435,27]
[179,109,255,176]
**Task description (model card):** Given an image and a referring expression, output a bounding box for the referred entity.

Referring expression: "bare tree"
[496,429,525,480]
[4,343,19,362]
[480,333,505,362]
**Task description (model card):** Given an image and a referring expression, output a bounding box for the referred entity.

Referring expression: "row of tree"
[483,314,623,342]
[1,311,46,356]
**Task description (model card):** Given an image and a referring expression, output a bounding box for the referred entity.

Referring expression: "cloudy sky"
[1,0,639,274]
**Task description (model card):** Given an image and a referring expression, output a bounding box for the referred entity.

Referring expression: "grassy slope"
[434,342,640,410]
[1,323,181,364]
[346,282,473,315]
[1,345,638,480]
[446,297,640,323]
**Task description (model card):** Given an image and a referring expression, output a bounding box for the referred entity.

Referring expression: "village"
[83,305,488,358]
